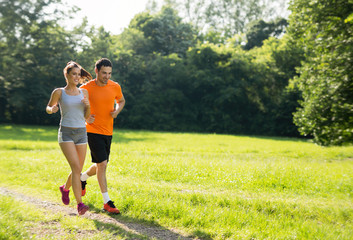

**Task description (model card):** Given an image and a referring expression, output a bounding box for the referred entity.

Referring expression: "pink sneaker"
[59,185,70,205]
[77,202,89,215]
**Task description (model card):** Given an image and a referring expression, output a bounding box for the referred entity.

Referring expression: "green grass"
[0,124,353,239]
[0,194,145,240]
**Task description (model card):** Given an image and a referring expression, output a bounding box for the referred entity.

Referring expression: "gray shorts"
[58,126,87,145]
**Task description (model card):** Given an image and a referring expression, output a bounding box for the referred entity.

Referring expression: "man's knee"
[97,160,108,170]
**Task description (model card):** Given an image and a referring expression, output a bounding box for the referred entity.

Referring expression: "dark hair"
[95,58,112,71]
[64,61,92,83]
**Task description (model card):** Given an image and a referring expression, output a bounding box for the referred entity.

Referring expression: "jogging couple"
[46,58,125,215]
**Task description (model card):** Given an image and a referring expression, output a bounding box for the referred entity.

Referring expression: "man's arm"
[110,96,125,118]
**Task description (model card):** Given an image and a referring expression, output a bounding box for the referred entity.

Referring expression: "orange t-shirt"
[80,79,123,136]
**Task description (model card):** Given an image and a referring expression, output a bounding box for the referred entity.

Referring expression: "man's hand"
[111,99,125,119]
[110,110,119,119]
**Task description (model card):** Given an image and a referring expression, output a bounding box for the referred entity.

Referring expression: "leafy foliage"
[1,0,332,141]
[129,7,197,57]
[113,25,302,135]
[244,18,288,50]
[175,0,290,39]
[0,0,75,124]
[289,0,353,145]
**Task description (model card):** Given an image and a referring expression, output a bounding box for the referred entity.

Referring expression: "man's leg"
[81,163,97,178]
[97,160,120,214]
[96,160,108,194]
[81,132,100,185]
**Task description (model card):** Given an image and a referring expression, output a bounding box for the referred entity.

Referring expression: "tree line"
[0,0,352,145]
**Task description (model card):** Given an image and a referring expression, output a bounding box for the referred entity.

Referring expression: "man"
[79,58,125,214]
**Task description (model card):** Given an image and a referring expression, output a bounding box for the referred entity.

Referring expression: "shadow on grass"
[246,134,311,143]
[88,205,194,240]
[0,124,310,146]
[0,124,157,143]
[92,219,149,240]
[0,186,195,240]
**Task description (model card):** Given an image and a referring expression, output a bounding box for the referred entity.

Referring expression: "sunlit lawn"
[0,124,352,239]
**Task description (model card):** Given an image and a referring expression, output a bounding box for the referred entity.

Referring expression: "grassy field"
[0,124,352,239]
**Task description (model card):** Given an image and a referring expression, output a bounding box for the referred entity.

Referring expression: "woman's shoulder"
[52,88,63,95]
[50,88,63,101]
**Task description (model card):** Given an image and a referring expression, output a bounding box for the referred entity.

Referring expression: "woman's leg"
[63,144,87,190]
[63,172,72,190]
[59,142,82,204]
[76,144,87,170]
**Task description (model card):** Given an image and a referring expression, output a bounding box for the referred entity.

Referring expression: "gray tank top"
[59,88,86,128]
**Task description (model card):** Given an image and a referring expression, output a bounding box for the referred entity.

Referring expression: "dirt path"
[0,187,195,240]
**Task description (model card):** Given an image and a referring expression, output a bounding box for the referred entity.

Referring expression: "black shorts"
[87,133,113,163]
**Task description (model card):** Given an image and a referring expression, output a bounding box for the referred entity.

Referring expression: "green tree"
[244,18,288,50]
[112,7,197,130]
[175,0,290,39]
[130,7,197,57]
[113,5,303,135]
[289,0,353,145]
[0,0,76,124]
[74,22,115,72]
[250,35,304,136]
[185,44,250,133]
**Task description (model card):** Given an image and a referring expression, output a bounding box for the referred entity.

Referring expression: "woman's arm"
[46,88,61,114]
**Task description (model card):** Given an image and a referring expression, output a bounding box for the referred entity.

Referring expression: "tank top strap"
[59,88,65,99]
[61,88,83,96]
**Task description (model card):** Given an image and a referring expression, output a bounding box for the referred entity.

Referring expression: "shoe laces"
[81,181,87,189]
[78,202,86,208]
[107,200,116,208]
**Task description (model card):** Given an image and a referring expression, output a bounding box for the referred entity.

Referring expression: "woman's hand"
[51,104,59,113]
[47,104,59,114]
[81,95,90,108]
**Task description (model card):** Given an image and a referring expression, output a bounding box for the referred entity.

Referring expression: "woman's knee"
[71,163,82,174]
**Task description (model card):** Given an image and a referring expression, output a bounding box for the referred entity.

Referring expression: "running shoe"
[77,202,89,215]
[103,200,120,214]
[81,180,87,196]
[59,185,70,205]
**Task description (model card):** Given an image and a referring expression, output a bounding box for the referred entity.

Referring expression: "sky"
[58,0,290,35]
[61,0,164,35]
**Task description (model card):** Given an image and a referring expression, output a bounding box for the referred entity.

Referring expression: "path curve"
[0,187,195,240]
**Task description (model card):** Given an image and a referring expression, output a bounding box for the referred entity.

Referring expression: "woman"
[46,61,91,215]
